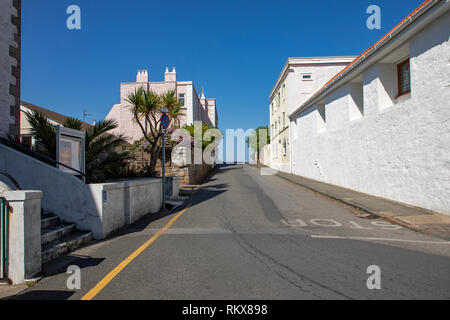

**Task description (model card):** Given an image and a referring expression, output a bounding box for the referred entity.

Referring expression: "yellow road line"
[81,207,188,300]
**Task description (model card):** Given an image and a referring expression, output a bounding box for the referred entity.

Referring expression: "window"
[178,93,185,107]
[302,73,313,81]
[283,139,287,156]
[271,102,274,115]
[281,84,286,100]
[282,112,285,128]
[397,59,411,96]
[276,92,281,109]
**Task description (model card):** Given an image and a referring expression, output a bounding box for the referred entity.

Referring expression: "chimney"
[164,66,177,82]
[136,69,149,83]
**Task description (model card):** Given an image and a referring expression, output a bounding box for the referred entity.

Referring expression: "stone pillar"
[3,191,42,284]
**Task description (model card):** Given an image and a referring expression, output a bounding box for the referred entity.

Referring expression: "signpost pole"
[160,108,169,210]
[162,130,166,210]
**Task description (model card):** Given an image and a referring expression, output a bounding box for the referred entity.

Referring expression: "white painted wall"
[0,144,163,239]
[270,58,354,173]
[3,191,42,284]
[290,11,450,215]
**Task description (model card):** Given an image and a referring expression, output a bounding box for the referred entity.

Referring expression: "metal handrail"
[1,197,10,280]
[0,136,86,181]
[0,170,21,190]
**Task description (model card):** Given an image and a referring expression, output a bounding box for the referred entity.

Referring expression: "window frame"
[178,93,185,107]
[397,58,411,97]
[301,73,313,81]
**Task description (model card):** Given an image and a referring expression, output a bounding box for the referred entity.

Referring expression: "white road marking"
[281,219,402,230]
[311,235,450,244]
[310,219,343,227]
[281,219,308,227]
[349,221,373,230]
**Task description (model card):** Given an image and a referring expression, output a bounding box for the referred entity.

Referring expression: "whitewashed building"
[289,0,450,215]
[269,57,355,172]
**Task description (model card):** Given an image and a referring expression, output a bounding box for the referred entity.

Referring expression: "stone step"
[41,223,76,245]
[41,214,60,229]
[41,231,93,265]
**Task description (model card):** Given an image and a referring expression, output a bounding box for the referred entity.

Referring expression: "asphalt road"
[12,164,450,300]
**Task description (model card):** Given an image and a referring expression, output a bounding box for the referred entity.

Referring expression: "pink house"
[106,68,218,143]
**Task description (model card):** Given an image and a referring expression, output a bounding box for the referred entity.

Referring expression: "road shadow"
[211,164,242,176]
[10,290,75,300]
[31,164,231,283]
[41,254,105,277]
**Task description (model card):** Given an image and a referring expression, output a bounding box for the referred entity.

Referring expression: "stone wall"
[156,162,212,186]
[0,0,21,137]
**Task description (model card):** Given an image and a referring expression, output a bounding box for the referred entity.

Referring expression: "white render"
[290,3,450,215]
[3,191,42,284]
[0,143,165,239]
[269,57,355,173]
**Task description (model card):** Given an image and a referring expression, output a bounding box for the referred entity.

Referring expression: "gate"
[0,197,11,281]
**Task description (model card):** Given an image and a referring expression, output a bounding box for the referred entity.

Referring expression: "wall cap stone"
[3,190,43,201]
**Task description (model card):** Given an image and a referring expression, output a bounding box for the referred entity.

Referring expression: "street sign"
[161,113,170,129]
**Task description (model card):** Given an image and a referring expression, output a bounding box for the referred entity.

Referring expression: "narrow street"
[13,165,450,300]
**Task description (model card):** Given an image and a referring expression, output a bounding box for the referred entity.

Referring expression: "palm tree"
[84,119,132,182]
[25,111,57,158]
[23,111,133,182]
[127,89,182,177]
[161,90,183,121]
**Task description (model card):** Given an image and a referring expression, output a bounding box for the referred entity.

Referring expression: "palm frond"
[64,117,83,130]
[25,111,56,158]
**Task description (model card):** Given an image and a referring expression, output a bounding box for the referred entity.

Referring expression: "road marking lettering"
[281,218,307,227]
[370,221,402,230]
[81,207,188,300]
[310,235,450,244]
[349,221,373,229]
[310,219,343,227]
[281,218,401,230]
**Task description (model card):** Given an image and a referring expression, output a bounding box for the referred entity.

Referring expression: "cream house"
[106,68,218,143]
[269,57,355,172]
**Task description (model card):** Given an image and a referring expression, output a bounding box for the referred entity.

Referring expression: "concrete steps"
[40,212,93,265]
[41,214,59,229]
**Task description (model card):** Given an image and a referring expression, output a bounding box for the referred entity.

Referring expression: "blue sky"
[22,0,424,133]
